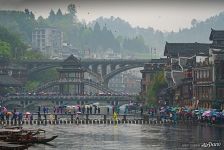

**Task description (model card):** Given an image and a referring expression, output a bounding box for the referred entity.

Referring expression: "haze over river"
[22,124,224,150]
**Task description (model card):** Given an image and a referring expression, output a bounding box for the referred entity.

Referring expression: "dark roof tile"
[209,29,224,41]
[164,42,210,57]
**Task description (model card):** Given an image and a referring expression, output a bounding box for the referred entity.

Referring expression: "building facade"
[163,29,224,109]
[209,29,224,109]
[164,42,210,107]
[32,27,63,57]
[57,55,85,95]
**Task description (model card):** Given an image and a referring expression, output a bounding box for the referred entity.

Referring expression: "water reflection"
[24,124,223,150]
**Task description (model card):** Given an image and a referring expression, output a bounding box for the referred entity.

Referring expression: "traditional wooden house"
[208,29,224,109]
[164,42,210,106]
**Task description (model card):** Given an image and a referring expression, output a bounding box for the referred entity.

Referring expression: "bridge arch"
[28,64,103,82]
[102,64,144,86]
[34,79,117,94]
[28,64,60,76]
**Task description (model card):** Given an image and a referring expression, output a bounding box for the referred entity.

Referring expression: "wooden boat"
[15,135,58,144]
[0,128,58,144]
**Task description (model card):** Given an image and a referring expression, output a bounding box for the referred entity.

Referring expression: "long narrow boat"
[14,135,58,144]
[0,128,58,144]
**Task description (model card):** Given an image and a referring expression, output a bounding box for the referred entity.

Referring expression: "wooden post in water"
[86,114,89,124]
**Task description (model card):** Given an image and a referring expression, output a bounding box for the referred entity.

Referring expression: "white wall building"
[32,27,63,57]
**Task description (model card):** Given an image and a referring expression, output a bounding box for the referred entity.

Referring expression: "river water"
[24,124,223,150]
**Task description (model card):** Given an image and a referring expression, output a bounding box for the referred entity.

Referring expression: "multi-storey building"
[208,29,224,109]
[32,27,63,56]
[162,29,224,109]
[163,42,210,106]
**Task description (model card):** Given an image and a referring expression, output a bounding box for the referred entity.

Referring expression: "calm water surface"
[24,124,224,150]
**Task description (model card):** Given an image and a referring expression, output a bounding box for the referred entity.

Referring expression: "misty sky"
[0,0,224,32]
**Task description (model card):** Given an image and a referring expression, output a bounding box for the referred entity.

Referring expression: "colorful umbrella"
[202,110,211,117]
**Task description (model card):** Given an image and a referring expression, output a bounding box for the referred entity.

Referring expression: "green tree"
[56,8,63,17]
[0,26,27,59]
[25,80,39,91]
[37,16,47,27]
[0,40,11,58]
[67,4,77,16]
[48,9,56,22]
[23,50,44,60]
[146,71,167,106]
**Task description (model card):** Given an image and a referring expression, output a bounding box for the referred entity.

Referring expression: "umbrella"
[25,112,31,115]
[6,112,13,115]
[202,110,211,117]
[3,107,7,112]
[160,109,166,113]
[212,112,222,117]
[93,102,99,107]
[15,112,20,115]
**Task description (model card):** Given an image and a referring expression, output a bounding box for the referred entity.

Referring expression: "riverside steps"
[0,113,198,126]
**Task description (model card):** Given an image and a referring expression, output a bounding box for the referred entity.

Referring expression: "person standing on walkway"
[98,107,100,114]
[90,106,92,114]
[140,107,143,116]
[38,106,41,113]
[107,107,109,115]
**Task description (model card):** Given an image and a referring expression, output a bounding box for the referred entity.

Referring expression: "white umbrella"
[25,112,31,115]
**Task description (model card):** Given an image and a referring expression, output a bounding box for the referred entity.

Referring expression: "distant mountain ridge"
[0,9,224,57]
[89,11,224,55]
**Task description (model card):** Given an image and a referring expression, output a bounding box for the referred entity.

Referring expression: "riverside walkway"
[0,113,196,126]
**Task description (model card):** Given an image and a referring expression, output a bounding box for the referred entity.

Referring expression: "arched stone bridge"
[19,57,166,86]
[34,79,117,94]
[2,95,135,109]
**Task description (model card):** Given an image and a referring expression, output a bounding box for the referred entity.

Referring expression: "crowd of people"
[149,106,224,125]
[1,105,224,125]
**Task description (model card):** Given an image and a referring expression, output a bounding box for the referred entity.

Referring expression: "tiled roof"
[164,42,210,57]
[209,29,224,41]
[63,54,81,64]
[0,74,22,86]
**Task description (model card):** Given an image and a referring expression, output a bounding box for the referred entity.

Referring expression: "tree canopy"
[0,40,11,58]
[0,5,150,57]
[146,71,167,106]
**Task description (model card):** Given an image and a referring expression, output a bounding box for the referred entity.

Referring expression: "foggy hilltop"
[0,8,224,58]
